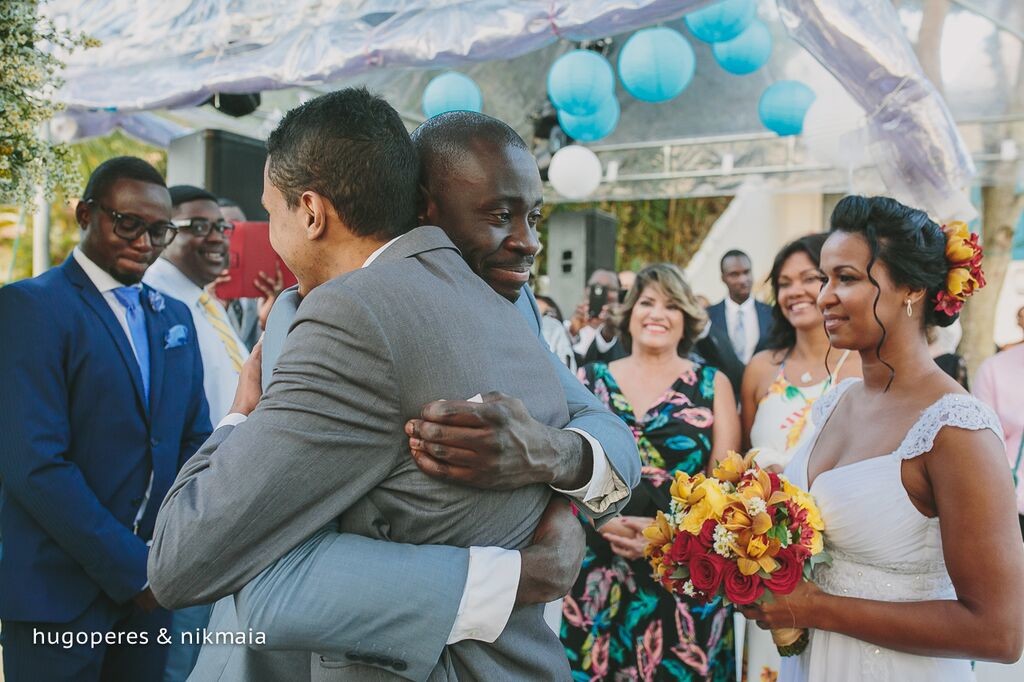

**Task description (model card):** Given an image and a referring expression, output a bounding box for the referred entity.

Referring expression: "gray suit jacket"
[149,227,575,680]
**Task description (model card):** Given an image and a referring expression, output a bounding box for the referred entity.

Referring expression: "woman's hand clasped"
[599,515,653,561]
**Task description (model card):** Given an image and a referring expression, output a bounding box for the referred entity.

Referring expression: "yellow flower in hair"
[944,221,974,265]
[946,267,974,297]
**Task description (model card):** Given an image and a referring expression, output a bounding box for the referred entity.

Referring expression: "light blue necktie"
[113,286,150,404]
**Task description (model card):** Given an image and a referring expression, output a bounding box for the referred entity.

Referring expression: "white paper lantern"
[548,145,603,199]
[801,93,870,170]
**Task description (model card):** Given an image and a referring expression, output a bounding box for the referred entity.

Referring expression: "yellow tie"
[198,293,245,373]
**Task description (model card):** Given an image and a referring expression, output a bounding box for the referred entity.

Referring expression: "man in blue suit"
[0,157,212,681]
[705,249,774,395]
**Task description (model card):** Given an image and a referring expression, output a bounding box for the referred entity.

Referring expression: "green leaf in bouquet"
[671,566,689,580]
[810,549,833,567]
[766,523,790,546]
[803,563,814,581]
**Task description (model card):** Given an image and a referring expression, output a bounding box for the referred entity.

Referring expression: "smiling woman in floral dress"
[562,263,741,681]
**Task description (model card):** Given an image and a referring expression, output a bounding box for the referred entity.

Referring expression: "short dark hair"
[764,233,828,352]
[81,156,166,203]
[217,197,241,208]
[720,249,750,272]
[169,185,218,208]
[411,111,530,191]
[266,87,419,239]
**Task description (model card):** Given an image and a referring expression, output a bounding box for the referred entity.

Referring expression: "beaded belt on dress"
[814,549,955,602]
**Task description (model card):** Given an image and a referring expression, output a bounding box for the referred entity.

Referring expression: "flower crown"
[933,221,985,316]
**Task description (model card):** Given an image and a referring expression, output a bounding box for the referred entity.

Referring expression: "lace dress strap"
[810,376,859,425]
[895,393,1005,461]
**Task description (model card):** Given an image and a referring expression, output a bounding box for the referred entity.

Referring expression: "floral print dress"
[562,361,735,682]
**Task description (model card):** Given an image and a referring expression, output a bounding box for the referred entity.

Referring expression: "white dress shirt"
[71,248,154,554]
[219,233,625,644]
[724,296,760,364]
[144,257,249,421]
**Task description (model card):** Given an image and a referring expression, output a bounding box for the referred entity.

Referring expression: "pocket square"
[164,324,188,349]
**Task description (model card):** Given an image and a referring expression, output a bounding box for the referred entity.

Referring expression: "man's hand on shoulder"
[228,338,263,416]
[516,496,585,605]
[406,391,592,490]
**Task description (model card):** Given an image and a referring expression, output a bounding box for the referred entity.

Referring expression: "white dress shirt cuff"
[446,547,520,644]
[216,413,248,429]
[592,327,618,353]
[552,428,629,515]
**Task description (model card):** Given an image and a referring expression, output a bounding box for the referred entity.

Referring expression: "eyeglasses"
[172,217,235,238]
[88,201,178,247]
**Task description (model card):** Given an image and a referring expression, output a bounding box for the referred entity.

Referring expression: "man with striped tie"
[143,184,248,681]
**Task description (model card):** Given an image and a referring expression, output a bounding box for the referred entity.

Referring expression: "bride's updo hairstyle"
[829,195,957,329]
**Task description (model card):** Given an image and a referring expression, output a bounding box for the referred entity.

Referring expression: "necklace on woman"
[800,370,813,383]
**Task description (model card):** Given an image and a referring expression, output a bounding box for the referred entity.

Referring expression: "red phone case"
[213,221,297,300]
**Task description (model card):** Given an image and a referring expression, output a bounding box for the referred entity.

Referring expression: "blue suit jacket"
[0,256,211,623]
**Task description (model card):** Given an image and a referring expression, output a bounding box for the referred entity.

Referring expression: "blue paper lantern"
[547,50,616,117]
[712,20,772,75]
[684,0,757,44]
[758,81,816,136]
[618,27,696,103]
[557,97,620,142]
[422,72,483,118]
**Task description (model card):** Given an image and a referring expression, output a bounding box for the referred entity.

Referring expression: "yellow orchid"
[670,471,705,505]
[946,266,976,297]
[721,501,773,537]
[732,528,782,576]
[643,511,676,557]
[944,221,974,264]
[712,450,758,484]
[737,469,790,507]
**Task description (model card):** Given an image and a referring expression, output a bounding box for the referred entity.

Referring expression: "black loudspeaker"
[167,130,268,221]
[545,209,618,316]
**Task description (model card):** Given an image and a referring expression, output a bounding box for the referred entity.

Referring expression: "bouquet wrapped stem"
[772,627,809,657]
[642,450,830,657]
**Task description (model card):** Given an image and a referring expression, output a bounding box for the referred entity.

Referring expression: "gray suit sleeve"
[549,350,641,521]
[148,285,403,608]
[233,527,469,682]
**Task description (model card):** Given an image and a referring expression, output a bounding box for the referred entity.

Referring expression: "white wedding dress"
[781,378,1003,682]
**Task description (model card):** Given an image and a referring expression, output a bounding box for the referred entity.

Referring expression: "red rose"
[668,531,698,565]
[764,546,804,595]
[722,561,765,605]
[789,542,811,562]
[697,519,717,548]
[689,552,726,596]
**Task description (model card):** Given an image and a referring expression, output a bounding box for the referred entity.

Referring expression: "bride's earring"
[905,299,913,317]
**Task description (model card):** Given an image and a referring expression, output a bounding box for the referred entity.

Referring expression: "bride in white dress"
[739,196,1024,681]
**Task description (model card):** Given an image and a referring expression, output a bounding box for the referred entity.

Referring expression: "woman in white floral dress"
[739,196,1024,681]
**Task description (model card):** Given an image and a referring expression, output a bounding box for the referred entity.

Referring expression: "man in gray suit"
[149,91,636,680]
[186,112,640,680]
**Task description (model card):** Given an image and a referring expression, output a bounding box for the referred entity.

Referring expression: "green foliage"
[1,131,166,282]
[0,0,99,207]
[540,196,731,274]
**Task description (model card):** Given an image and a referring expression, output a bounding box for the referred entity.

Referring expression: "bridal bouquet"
[642,450,829,656]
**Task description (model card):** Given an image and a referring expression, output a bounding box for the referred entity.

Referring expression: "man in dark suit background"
[705,249,773,394]
[0,157,212,681]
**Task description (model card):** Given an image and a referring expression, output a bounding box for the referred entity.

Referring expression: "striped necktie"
[198,292,245,372]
